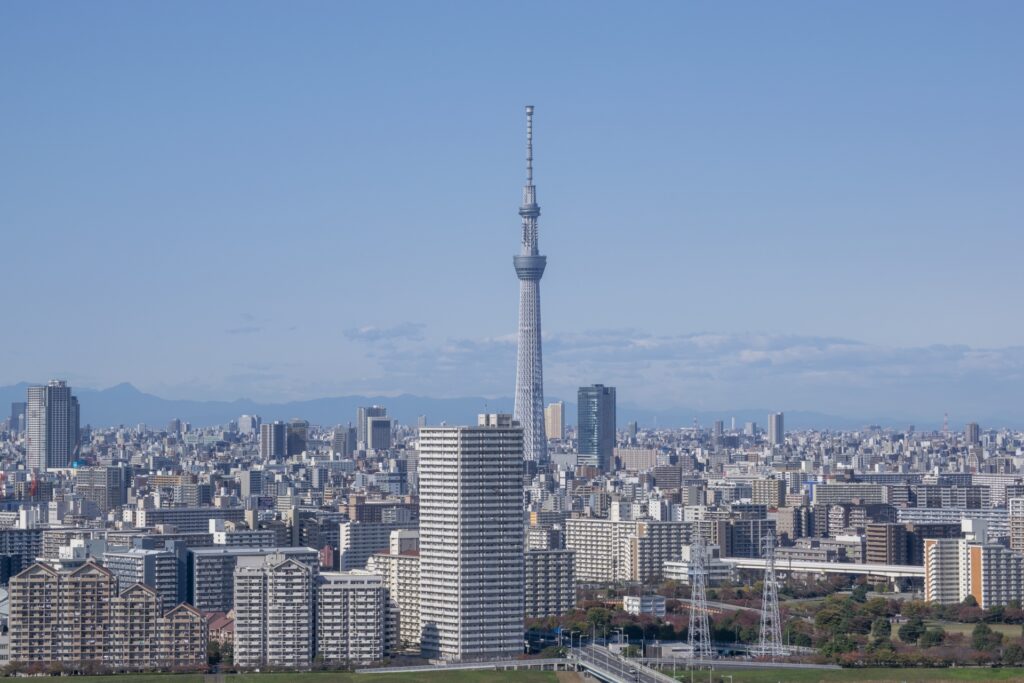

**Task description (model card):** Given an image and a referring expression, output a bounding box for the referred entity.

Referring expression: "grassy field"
[59,671,559,683]
[35,667,1024,683]
[924,620,1024,638]
[673,668,1024,683]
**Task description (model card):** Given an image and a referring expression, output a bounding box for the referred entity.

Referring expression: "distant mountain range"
[0,382,919,431]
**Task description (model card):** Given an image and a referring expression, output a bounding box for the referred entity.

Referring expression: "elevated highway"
[729,556,924,579]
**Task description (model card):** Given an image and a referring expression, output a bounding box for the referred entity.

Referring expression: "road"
[572,644,675,683]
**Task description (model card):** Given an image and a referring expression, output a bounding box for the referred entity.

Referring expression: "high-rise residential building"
[577,384,616,472]
[418,414,525,662]
[26,380,80,471]
[286,418,309,456]
[544,401,565,441]
[367,416,393,451]
[234,553,317,669]
[259,421,286,461]
[768,412,784,447]
[316,570,387,665]
[367,530,421,652]
[339,519,416,570]
[9,561,115,666]
[357,406,387,448]
[924,537,1024,608]
[188,546,319,613]
[75,465,127,514]
[109,583,206,671]
[751,478,786,509]
[865,523,909,565]
[965,422,981,445]
[513,106,548,465]
[1010,498,1024,554]
[564,518,685,583]
[104,546,182,613]
[10,401,26,434]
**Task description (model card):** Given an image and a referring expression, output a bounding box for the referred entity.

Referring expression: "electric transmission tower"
[753,531,788,659]
[687,531,714,660]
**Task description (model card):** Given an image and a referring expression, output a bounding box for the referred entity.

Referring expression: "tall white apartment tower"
[418,414,525,662]
[26,380,80,471]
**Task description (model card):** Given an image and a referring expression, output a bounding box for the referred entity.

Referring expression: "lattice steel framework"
[753,531,788,659]
[687,532,714,660]
[513,105,548,463]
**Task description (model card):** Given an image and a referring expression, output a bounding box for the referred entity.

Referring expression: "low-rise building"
[623,594,666,618]
[662,543,734,586]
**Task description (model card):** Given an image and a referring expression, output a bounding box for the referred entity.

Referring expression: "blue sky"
[2,2,1022,423]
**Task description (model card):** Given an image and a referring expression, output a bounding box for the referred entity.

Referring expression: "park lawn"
[60,671,559,683]
[925,620,1023,638]
[250,672,558,683]
[673,667,1024,683]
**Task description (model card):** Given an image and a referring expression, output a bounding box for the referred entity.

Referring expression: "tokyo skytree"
[513,105,548,463]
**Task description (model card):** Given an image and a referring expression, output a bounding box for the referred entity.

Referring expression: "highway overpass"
[729,556,924,579]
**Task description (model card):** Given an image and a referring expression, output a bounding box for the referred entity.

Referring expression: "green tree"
[586,607,611,629]
[972,622,1004,651]
[207,640,222,666]
[1003,642,1024,666]
[918,628,945,648]
[851,584,869,603]
[871,617,891,640]
[962,594,979,608]
[985,605,1006,623]
[898,617,925,644]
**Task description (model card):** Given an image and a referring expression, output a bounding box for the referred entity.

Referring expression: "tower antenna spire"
[526,105,534,185]
[518,105,540,253]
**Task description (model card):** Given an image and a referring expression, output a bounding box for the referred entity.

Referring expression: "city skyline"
[3,3,1024,678]
[2,3,1022,420]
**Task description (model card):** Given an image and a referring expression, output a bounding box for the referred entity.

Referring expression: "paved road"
[573,644,676,683]
[355,658,566,674]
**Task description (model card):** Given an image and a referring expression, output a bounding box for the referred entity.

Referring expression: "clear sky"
[2,2,1022,423]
